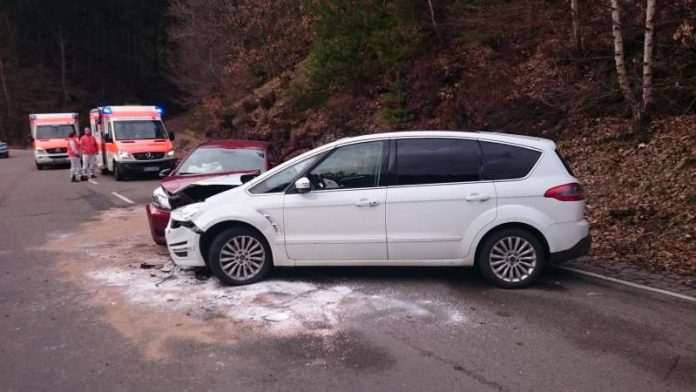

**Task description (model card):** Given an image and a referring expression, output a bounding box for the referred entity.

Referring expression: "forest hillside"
[1,0,694,275]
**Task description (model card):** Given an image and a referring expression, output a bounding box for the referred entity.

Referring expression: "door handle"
[465,193,490,202]
[355,199,379,207]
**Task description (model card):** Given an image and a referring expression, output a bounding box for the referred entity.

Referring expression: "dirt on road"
[45,207,468,361]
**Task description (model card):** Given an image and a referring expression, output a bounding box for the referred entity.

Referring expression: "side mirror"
[294,177,311,194]
[168,132,175,141]
[159,168,172,178]
[103,132,112,143]
[27,136,34,144]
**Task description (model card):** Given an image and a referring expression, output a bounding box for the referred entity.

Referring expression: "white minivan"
[166,131,589,288]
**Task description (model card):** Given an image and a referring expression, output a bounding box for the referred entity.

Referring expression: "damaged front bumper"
[166,220,206,268]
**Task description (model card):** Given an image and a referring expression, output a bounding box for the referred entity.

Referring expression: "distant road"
[1,148,695,392]
[0,148,158,210]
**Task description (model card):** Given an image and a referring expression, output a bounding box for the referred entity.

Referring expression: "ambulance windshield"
[113,120,168,140]
[36,124,75,139]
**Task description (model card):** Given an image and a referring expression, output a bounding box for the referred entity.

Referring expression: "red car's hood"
[161,170,258,194]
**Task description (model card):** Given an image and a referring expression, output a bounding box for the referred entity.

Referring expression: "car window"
[308,141,384,190]
[249,155,322,194]
[268,147,279,166]
[480,141,541,180]
[394,138,480,186]
[555,151,575,176]
[177,148,265,175]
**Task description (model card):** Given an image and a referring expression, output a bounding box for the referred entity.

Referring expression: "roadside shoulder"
[558,257,696,300]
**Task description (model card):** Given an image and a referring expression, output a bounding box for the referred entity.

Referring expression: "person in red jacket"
[80,127,98,179]
[66,130,82,183]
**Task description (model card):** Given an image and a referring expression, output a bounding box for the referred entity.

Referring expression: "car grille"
[46,147,67,154]
[133,152,165,160]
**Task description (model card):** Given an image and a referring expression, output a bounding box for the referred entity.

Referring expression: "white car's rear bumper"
[166,223,206,268]
[545,219,591,262]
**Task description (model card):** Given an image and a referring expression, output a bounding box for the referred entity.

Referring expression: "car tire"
[477,228,545,289]
[114,161,125,181]
[208,227,272,286]
[36,162,43,170]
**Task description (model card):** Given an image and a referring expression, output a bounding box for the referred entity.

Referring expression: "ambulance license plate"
[143,166,159,172]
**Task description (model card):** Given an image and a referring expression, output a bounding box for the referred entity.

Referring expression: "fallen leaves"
[558,115,696,276]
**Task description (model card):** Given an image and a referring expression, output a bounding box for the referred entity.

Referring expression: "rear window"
[395,138,480,186]
[480,141,541,180]
[555,151,576,176]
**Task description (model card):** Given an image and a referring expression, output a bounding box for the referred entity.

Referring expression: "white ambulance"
[29,113,79,170]
[90,105,176,181]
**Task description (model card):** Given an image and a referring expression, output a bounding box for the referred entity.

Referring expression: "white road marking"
[88,179,98,185]
[555,265,696,304]
[111,192,135,205]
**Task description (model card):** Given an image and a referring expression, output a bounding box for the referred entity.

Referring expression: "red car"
[146,140,303,245]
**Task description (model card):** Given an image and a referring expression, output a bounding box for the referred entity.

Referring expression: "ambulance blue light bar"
[155,106,163,116]
[102,106,113,115]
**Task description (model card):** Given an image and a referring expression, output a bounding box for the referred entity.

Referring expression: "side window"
[395,138,480,186]
[308,141,384,190]
[480,141,541,180]
[555,151,575,176]
[249,155,321,194]
[268,147,279,167]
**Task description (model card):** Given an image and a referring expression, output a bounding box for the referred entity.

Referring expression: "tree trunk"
[427,0,438,31]
[0,55,10,110]
[57,28,69,107]
[0,54,11,131]
[610,0,645,131]
[610,0,636,107]
[641,0,656,113]
[570,0,583,51]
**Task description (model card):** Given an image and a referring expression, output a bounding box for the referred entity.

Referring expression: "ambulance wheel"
[36,163,44,170]
[114,161,126,181]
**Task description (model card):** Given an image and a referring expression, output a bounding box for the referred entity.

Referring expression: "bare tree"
[642,0,656,112]
[57,27,69,107]
[570,0,583,51]
[0,55,9,110]
[427,0,438,31]
[610,0,657,131]
[610,0,637,108]
[0,13,14,128]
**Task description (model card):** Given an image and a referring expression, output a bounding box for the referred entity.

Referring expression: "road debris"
[88,266,467,335]
[48,206,470,344]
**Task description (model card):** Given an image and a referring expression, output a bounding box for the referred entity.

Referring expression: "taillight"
[544,183,585,201]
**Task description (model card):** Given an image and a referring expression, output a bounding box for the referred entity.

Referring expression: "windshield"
[113,120,167,140]
[36,124,75,139]
[249,154,322,194]
[177,147,265,175]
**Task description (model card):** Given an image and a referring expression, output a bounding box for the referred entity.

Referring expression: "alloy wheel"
[489,236,537,283]
[218,235,265,280]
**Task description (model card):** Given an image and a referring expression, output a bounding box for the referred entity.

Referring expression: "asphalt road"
[1,148,695,392]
